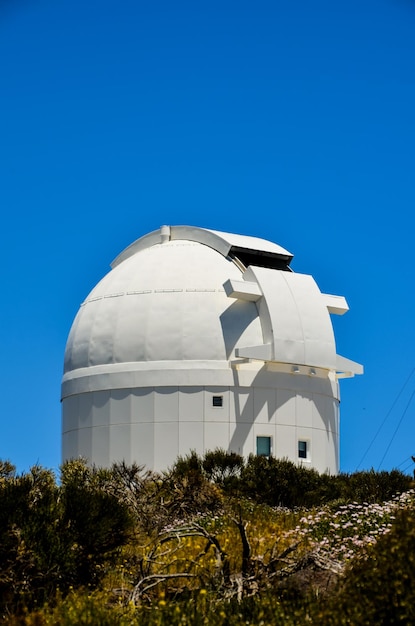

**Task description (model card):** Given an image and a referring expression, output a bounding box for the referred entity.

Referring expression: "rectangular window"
[212,396,223,407]
[298,440,308,459]
[256,436,271,457]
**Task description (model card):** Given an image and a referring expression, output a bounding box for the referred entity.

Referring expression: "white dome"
[64,239,262,371]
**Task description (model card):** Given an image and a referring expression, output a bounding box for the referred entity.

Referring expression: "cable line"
[396,456,412,469]
[400,461,414,475]
[356,366,415,470]
[377,387,415,470]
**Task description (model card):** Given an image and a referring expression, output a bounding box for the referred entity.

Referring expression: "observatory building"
[62,226,362,474]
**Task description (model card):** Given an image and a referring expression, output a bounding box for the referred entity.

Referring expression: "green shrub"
[202,448,244,490]
[1,453,413,624]
[238,455,322,508]
[0,461,134,617]
[0,465,62,613]
[165,451,223,517]
[322,501,415,625]
[334,468,412,504]
[60,460,135,588]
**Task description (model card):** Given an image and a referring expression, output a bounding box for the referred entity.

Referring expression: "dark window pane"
[257,436,271,457]
[212,396,223,407]
[298,441,307,459]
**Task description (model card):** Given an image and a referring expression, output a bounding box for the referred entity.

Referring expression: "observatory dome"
[64,239,263,372]
[62,225,362,474]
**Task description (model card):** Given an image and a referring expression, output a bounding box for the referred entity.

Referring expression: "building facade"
[62,225,362,474]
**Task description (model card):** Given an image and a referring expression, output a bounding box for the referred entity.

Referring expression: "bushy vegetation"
[0,451,414,625]
[0,460,134,615]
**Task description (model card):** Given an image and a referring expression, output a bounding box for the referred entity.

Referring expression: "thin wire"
[356,366,415,470]
[400,461,414,475]
[377,387,415,470]
[396,456,413,469]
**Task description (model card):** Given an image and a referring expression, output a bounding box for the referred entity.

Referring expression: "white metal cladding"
[235,267,337,367]
[62,382,340,474]
[62,225,362,474]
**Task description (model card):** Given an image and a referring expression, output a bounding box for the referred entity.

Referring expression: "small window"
[212,396,223,407]
[256,436,271,457]
[298,440,308,459]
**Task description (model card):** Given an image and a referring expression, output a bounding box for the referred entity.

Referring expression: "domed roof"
[64,230,269,374]
[62,225,362,401]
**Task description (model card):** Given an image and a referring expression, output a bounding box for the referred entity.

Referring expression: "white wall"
[62,376,339,474]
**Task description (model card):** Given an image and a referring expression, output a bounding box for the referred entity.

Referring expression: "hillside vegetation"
[0,451,414,625]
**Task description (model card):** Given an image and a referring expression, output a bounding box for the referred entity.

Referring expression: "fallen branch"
[130,573,198,604]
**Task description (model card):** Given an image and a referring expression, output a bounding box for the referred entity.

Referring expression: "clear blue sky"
[1,0,415,475]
